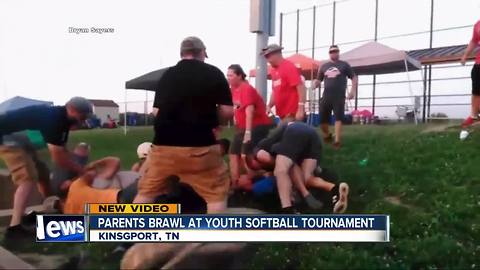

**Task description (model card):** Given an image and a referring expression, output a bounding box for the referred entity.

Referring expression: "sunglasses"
[329,50,339,54]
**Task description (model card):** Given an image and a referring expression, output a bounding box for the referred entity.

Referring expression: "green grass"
[2,125,480,269]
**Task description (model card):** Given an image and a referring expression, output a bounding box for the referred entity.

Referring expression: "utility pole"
[250,0,276,101]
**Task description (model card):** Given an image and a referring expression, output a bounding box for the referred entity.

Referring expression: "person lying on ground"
[243,122,349,213]
[239,121,324,213]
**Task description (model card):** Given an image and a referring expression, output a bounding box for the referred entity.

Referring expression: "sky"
[0,0,479,118]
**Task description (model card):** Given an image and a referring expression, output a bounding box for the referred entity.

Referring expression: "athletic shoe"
[331,183,349,214]
[304,194,324,210]
[462,116,478,128]
[323,134,334,144]
[4,225,35,242]
[21,211,40,227]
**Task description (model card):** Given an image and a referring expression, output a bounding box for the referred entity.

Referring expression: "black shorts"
[230,124,273,155]
[320,97,345,123]
[472,64,480,96]
[271,122,322,163]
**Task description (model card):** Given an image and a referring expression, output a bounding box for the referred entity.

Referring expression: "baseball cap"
[180,36,208,58]
[67,97,93,117]
[329,45,340,53]
[261,44,283,56]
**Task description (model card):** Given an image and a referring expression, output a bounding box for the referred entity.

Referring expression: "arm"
[48,144,84,175]
[84,157,121,180]
[461,39,477,65]
[267,92,275,114]
[152,107,159,117]
[296,83,306,120]
[243,105,254,143]
[218,105,234,125]
[347,75,359,100]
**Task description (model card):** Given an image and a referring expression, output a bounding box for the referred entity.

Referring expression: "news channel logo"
[36,215,86,242]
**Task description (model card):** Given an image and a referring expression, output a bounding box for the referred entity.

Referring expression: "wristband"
[245,130,252,134]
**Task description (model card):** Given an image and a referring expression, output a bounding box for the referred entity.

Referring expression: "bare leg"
[306,176,335,191]
[320,123,330,138]
[334,121,342,143]
[290,165,310,197]
[274,155,294,208]
[11,181,35,226]
[301,159,318,183]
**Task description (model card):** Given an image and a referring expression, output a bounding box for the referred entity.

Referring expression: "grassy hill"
[1,124,479,269]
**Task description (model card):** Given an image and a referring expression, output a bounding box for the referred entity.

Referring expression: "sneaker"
[462,116,478,128]
[21,211,40,227]
[331,183,349,214]
[304,194,324,210]
[4,225,35,242]
[323,134,333,144]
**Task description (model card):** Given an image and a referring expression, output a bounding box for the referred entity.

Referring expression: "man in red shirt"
[461,20,480,128]
[261,44,306,122]
[227,64,273,188]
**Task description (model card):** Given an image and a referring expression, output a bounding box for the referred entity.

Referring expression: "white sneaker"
[332,183,349,214]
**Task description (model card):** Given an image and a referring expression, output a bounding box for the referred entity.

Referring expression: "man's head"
[329,45,340,61]
[227,64,247,88]
[242,142,275,171]
[261,44,284,67]
[73,142,90,166]
[137,142,152,160]
[180,36,208,61]
[65,97,93,125]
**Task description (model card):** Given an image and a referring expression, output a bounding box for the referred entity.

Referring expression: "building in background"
[0,96,53,114]
[87,99,119,125]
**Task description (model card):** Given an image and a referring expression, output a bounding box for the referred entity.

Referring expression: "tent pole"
[372,76,376,116]
[145,90,148,126]
[124,90,127,135]
[422,66,427,123]
[404,59,418,125]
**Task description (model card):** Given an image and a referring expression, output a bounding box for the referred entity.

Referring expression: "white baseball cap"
[137,142,152,159]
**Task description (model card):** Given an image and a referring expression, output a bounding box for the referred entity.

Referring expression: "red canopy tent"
[249,53,321,80]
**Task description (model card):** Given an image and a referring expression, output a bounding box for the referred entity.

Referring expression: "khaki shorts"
[138,145,230,203]
[0,145,38,185]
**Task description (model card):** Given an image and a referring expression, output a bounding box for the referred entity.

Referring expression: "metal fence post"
[332,1,336,45]
[296,9,300,53]
[279,12,283,47]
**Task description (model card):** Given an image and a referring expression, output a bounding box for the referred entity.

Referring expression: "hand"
[243,131,252,143]
[347,91,355,100]
[312,79,320,89]
[266,106,273,116]
[461,55,467,66]
[295,108,305,121]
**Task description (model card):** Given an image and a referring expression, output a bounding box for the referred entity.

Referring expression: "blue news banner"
[37,215,389,243]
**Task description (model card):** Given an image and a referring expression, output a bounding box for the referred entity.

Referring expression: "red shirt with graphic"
[473,20,480,64]
[271,59,302,118]
[231,81,272,130]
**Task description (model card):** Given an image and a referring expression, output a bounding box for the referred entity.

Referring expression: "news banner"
[36,204,390,243]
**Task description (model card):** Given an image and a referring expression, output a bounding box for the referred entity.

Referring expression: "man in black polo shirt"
[134,37,233,213]
[0,97,92,239]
